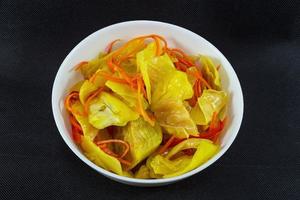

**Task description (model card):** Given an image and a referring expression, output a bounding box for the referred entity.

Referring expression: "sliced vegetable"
[65,35,228,179]
[147,139,219,178]
[190,89,227,125]
[200,56,221,90]
[105,80,148,109]
[80,135,123,175]
[154,101,198,138]
[115,118,162,169]
[88,92,139,129]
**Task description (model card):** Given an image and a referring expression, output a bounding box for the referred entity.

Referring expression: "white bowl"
[52,20,243,186]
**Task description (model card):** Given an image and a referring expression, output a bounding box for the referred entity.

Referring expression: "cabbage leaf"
[190,89,227,125]
[147,139,219,178]
[88,92,139,129]
[116,118,162,169]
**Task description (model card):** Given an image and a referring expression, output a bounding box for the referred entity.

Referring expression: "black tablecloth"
[1,1,299,199]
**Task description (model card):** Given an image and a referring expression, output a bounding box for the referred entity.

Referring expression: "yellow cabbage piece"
[71,101,98,140]
[88,92,139,129]
[136,42,156,104]
[149,154,191,176]
[79,65,110,104]
[154,101,198,138]
[165,138,203,159]
[137,43,197,137]
[116,118,162,169]
[105,80,148,109]
[151,70,193,108]
[147,139,219,178]
[200,56,221,90]
[80,135,123,175]
[190,89,227,125]
[79,80,98,104]
[122,171,134,178]
[164,139,219,178]
[120,58,138,74]
[135,165,151,179]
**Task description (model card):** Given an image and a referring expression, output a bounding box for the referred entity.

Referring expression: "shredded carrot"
[175,62,188,72]
[183,148,196,156]
[107,58,134,84]
[98,143,131,166]
[118,158,131,166]
[74,61,88,71]
[209,112,218,129]
[187,68,212,89]
[137,77,155,126]
[96,139,130,158]
[197,112,226,142]
[69,115,82,131]
[99,144,119,157]
[112,34,167,58]
[153,36,161,56]
[90,71,128,84]
[83,87,104,115]
[65,92,83,116]
[199,76,212,89]
[105,39,121,54]
[167,48,194,66]
[71,126,82,144]
[158,135,176,154]
[178,57,194,67]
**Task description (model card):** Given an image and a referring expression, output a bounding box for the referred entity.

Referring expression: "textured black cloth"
[0,1,299,199]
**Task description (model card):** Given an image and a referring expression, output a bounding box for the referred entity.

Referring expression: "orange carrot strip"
[118,158,131,166]
[69,115,82,131]
[99,144,119,157]
[90,71,128,84]
[158,135,176,154]
[153,36,161,56]
[137,78,155,126]
[178,57,194,67]
[96,139,130,159]
[199,76,212,89]
[71,126,82,144]
[65,92,83,116]
[74,61,88,71]
[105,39,121,53]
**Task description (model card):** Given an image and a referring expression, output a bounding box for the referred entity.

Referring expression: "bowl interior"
[52,21,243,186]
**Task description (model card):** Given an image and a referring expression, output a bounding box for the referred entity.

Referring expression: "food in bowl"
[64,34,228,179]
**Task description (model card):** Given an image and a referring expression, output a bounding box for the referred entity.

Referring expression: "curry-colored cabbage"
[71,101,98,140]
[154,101,198,138]
[136,42,156,104]
[147,139,219,178]
[137,43,197,138]
[88,92,139,129]
[66,36,228,179]
[135,165,151,179]
[116,118,162,169]
[200,56,221,90]
[105,80,148,109]
[190,89,227,125]
[80,135,123,175]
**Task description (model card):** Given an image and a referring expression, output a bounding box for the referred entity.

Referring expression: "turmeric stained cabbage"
[64,35,228,179]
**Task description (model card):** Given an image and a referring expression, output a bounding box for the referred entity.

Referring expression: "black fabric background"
[0,1,299,199]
